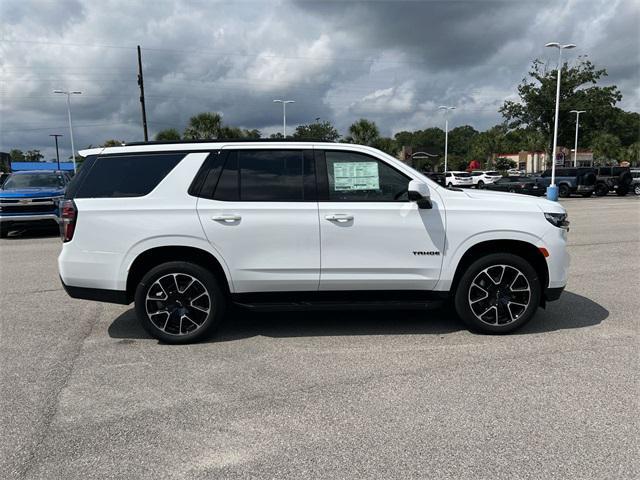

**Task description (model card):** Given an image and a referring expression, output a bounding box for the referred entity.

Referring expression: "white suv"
[470,170,502,188]
[444,171,473,188]
[58,141,569,343]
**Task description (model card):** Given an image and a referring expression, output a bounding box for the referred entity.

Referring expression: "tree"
[9,149,25,161]
[394,128,444,153]
[623,142,640,165]
[244,129,261,139]
[24,149,44,162]
[447,125,479,160]
[500,58,622,150]
[101,139,124,147]
[345,119,380,146]
[292,121,340,142]
[183,112,223,140]
[269,132,284,139]
[495,157,516,171]
[470,125,507,167]
[372,137,398,156]
[155,128,181,141]
[590,133,621,165]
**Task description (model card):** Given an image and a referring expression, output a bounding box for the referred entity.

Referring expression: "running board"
[232,300,444,312]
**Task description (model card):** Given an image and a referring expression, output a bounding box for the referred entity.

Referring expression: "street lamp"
[49,134,63,170]
[53,90,82,173]
[438,105,455,173]
[570,110,586,167]
[544,42,576,200]
[273,99,295,137]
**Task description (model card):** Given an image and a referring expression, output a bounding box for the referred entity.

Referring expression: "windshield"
[2,173,65,190]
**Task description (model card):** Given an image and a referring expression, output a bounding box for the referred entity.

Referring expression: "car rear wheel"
[454,253,541,334]
[0,226,8,238]
[134,261,226,344]
[558,184,570,197]
[594,183,609,197]
[477,180,485,189]
[616,186,629,196]
[635,184,640,196]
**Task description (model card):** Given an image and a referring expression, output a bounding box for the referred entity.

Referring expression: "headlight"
[544,212,569,230]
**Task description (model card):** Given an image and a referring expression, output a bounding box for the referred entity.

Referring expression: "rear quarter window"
[71,153,185,198]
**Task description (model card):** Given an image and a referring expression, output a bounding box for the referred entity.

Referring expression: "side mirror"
[408,180,432,209]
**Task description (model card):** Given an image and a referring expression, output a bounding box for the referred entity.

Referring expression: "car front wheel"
[134,261,226,344]
[454,253,541,334]
[635,184,640,196]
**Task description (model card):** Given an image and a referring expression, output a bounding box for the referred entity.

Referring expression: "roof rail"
[123,138,333,146]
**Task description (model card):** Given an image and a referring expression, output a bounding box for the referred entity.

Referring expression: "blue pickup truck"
[0,170,72,238]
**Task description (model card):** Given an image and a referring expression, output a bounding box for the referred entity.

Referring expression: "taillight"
[60,199,77,242]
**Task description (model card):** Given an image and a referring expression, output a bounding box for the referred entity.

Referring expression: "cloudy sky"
[1,0,638,161]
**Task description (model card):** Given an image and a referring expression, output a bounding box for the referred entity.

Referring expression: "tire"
[618,170,632,187]
[634,184,640,196]
[0,227,8,238]
[477,180,485,189]
[558,184,571,198]
[616,186,629,196]
[454,253,541,334]
[508,188,516,193]
[594,183,609,197]
[134,261,226,344]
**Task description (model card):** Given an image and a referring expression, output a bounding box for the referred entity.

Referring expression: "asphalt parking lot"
[1,196,638,480]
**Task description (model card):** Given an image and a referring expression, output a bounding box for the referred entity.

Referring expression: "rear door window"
[72,153,185,198]
[213,150,313,202]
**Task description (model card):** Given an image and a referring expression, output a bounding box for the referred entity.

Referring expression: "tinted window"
[324,151,410,202]
[485,171,499,176]
[214,152,239,201]
[73,153,184,198]
[213,150,308,202]
[240,150,304,201]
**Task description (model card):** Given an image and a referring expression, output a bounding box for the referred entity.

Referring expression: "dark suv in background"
[593,166,633,196]
[537,168,596,198]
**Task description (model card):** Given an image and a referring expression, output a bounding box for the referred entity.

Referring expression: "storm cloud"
[1,0,638,161]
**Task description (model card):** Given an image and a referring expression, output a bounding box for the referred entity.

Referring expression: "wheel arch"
[449,239,549,304]
[126,245,232,303]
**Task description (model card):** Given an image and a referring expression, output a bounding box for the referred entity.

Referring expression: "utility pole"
[49,134,63,170]
[570,110,586,167]
[273,99,295,137]
[137,45,149,142]
[438,106,455,173]
[53,90,81,173]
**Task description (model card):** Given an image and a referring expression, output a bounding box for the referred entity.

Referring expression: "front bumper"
[0,213,60,224]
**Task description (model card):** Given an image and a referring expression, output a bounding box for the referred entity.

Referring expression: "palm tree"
[155,128,181,141]
[183,112,223,140]
[346,119,380,146]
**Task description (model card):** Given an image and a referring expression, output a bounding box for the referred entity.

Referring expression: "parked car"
[536,168,597,197]
[484,176,546,196]
[593,166,633,196]
[0,170,71,237]
[507,168,526,176]
[444,171,473,188]
[59,141,569,343]
[0,172,9,188]
[470,170,502,188]
[631,168,640,195]
[422,171,446,187]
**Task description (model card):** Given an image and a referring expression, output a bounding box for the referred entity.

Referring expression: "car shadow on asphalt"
[1,226,60,240]
[107,291,608,343]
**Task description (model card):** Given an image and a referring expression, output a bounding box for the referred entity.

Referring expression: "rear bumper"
[0,213,59,223]
[60,277,130,305]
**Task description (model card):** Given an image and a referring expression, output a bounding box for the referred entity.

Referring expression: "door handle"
[212,214,241,223]
[325,214,353,223]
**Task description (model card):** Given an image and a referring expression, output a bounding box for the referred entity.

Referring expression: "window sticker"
[333,162,379,191]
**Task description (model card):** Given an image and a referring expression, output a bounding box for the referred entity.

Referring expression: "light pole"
[54,90,82,173]
[544,42,576,200]
[570,110,586,167]
[438,105,455,173]
[273,99,295,137]
[49,134,63,170]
